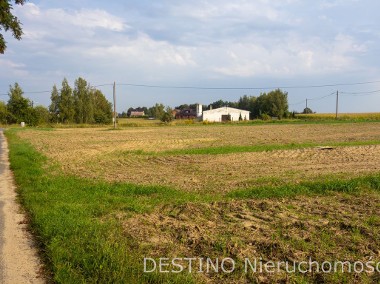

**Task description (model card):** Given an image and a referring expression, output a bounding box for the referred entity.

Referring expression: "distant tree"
[0,0,26,54]
[161,111,173,123]
[92,89,112,124]
[59,78,75,123]
[175,104,189,110]
[210,99,227,109]
[73,77,94,124]
[0,101,8,124]
[266,89,288,119]
[149,103,165,119]
[250,89,288,119]
[251,93,268,118]
[126,107,134,117]
[7,82,30,123]
[49,84,60,122]
[29,105,49,126]
[237,95,256,118]
[303,107,313,114]
[209,99,237,109]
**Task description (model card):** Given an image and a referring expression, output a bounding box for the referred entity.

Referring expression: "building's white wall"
[202,107,250,122]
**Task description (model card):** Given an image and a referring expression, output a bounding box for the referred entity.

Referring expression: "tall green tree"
[149,103,165,119]
[59,78,74,123]
[266,89,288,119]
[250,89,288,119]
[73,77,94,124]
[237,95,256,118]
[92,89,112,124]
[7,82,30,123]
[49,84,60,122]
[251,93,268,118]
[0,0,25,53]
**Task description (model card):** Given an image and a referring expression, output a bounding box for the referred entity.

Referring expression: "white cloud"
[0,59,28,77]
[18,3,127,41]
[202,33,368,78]
[319,0,359,9]
[86,33,197,68]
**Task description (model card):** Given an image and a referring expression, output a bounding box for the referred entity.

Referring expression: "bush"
[261,113,271,121]
[160,112,173,123]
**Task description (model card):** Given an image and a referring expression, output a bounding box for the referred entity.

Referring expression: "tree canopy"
[0,0,25,54]
[49,77,113,125]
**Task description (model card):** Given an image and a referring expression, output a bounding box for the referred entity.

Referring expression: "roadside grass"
[5,128,380,283]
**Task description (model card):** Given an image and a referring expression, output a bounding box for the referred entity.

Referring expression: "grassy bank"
[5,128,380,283]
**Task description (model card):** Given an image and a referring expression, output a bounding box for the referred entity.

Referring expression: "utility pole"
[335,90,339,120]
[113,81,117,129]
[306,99,308,109]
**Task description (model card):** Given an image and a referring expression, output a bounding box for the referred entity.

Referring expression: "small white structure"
[202,106,250,122]
[196,104,203,118]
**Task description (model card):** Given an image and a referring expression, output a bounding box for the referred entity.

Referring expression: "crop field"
[295,112,380,121]
[7,121,380,283]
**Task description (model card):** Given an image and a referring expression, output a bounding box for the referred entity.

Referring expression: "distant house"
[175,108,197,119]
[202,106,249,122]
[130,111,145,117]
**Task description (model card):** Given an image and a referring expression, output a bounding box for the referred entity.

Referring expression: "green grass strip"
[121,140,380,156]
[228,175,380,199]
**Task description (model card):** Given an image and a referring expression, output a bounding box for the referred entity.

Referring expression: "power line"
[289,91,336,107]
[116,79,380,90]
[2,79,380,95]
[340,89,380,96]
[308,92,336,101]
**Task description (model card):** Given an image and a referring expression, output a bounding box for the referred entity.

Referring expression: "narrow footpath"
[0,130,45,283]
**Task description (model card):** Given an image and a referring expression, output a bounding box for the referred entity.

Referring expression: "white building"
[200,105,250,122]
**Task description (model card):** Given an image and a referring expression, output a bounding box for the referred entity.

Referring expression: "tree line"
[208,89,289,119]
[0,78,113,125]
[124,89,290,121]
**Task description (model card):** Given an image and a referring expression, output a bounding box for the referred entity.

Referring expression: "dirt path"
[0,130,45,284]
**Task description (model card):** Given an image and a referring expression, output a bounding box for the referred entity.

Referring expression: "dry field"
[296,112,380,121]
[19,123,380,192]
[16,122,380,283]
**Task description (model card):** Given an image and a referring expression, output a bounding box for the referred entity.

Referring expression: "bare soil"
[121,193,380,283]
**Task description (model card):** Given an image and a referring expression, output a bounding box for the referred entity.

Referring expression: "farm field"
[19,122,380,192]
[7,122,380,283]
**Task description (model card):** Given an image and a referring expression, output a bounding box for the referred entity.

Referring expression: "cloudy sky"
[1,0,380,112]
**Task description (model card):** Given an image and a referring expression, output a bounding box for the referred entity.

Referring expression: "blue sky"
[1,0,380,113]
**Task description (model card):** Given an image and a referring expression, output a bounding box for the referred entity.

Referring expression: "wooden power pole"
[113,82,117,129]
[335,90,339,120]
